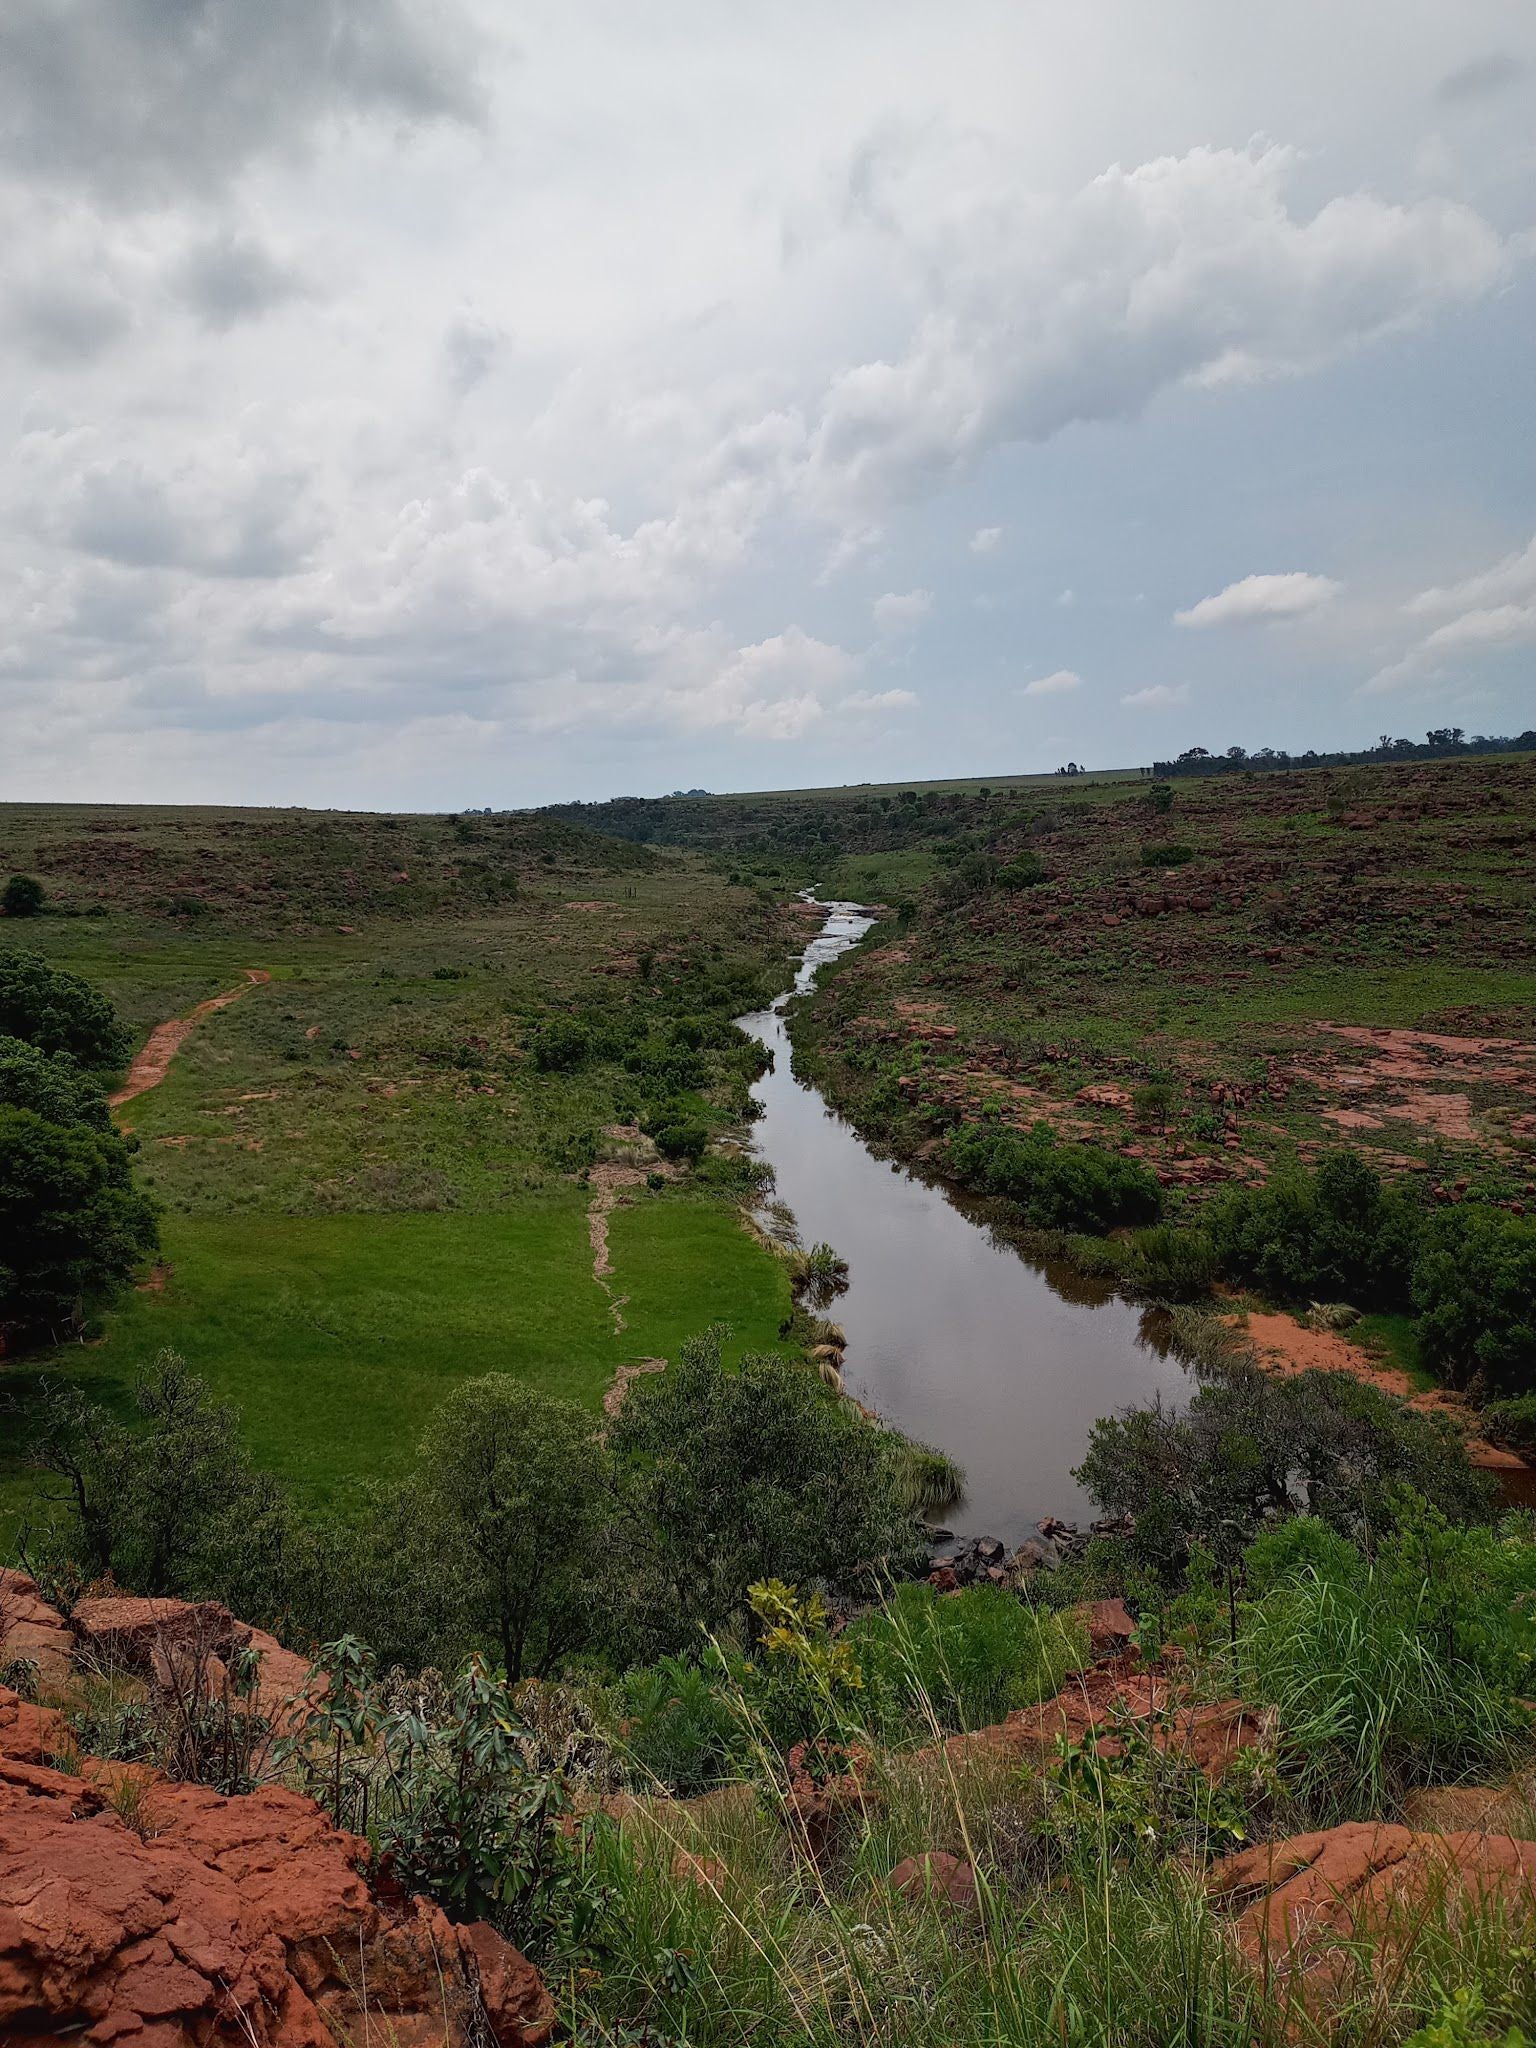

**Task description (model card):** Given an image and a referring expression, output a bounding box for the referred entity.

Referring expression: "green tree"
[2,875,45,918]
[0,1035,111,1130]
[0,1105,158,1337]
[414,1375,609,1681]
[0,950,132,1068]
[607,1326,917,1658]
[1413,1208,1536,1395]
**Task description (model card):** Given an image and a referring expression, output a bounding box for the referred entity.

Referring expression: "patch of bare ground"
[110,969,271,1117]
[1233,1309,1533,1477]
[588,1126,681,1417]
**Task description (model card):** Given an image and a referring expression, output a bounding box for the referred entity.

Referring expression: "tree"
[0,1035,111,1130]
[0,950,132,1068]
[1413,1209,1536,1395]
[414,1376,609,1681]
[2,875,45,918]
[0,1105,158,1338]
[607,1326,917,1658]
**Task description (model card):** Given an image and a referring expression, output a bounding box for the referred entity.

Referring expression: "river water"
[736,901,1193,1550]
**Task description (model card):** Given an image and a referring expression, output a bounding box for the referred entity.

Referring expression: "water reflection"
[736,902,1193,1548]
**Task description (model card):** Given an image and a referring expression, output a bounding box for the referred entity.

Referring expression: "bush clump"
[948,1120,1162,1233]
[0,950,132,1068]
[1206,1152,1422,1306]
[1412,1207,1536,1395]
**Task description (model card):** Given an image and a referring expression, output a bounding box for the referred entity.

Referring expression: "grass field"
[0,803,804,1539]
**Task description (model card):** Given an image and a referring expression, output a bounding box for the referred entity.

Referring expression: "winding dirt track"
[110,970,270,1116]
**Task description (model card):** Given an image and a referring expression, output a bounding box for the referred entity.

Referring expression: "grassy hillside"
[0,804,801,1534]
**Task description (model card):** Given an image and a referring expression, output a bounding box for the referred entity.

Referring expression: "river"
[736,900,1193,1550]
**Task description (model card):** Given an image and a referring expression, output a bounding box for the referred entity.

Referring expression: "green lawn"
[0,1194,793,1535]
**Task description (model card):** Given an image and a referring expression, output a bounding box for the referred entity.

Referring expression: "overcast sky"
[3,1,1534,808]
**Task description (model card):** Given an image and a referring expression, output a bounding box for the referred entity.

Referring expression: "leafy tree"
[529,1017,591,1072]
[0,1105,158,1337]
[606,1326,918,1657]
[1074,1364,1492,1579]
[0,950,132,1068]
[1413,1208,1536,1395]
[1205,1152,1422,1305]
[947,1121,1162,1233]
[0,1035,111,1130]
[413,1375,609,1681]
[2,875,45,918]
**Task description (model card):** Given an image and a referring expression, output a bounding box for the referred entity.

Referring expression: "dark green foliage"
[0,1105,159,1335]
[412,1375,609,1681]
[1413,1208,1536,1395]
[1127,1224,1217,1300]
[1075,1364,1493,1578]
[847,1581,1083,1738]
[1206,1152,1423,1306]
[605,1326,918,1658]
[1482,1393,1536,1454]
[1240,1499,1536,1815]
[1140,842,1195,866]
[651,1118,707,1163]
[0,1036,111,1130]
[0,950,132,1068]
[994,852,1046,889]
[2,875,45,917]
[615,1649,749,1792]
[947,1120,1162,1233]
[529,1017,592,1071]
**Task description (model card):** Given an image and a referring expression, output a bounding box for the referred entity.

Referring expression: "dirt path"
[110,970,270,1117]
[1234,1309,1530,1475]
[586,1132,680,1420]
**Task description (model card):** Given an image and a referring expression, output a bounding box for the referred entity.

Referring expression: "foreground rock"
[1209,1823,1536,1969]
[71,1593,315,1729]
[0,1569,75,1687]
[0,1684,555,2047]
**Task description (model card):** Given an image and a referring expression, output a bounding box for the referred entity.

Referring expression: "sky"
[2,1,1534,809]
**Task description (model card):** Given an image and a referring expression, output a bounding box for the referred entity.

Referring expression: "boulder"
[71,1594,316,1729]
[890,1850,978,1910]
[0,1568,74,1686]
[1079,1597,1137,1657]
[1208,1823,1536,1970]
[0,1685,555,2047]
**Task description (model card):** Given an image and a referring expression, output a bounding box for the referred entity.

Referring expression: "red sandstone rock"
[0,1685,555,2047]
[71,1594,317,1729]
[1080,1597,1138,1656]
[0,1568,74,1685]
[890,1850,978,1910]
[1208,1823,1536,1968]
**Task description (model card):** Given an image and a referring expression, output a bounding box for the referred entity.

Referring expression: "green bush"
[1413,1209,1536,1395]
[1239,1499,1536,1816]
[0,950,132,1068]
[652,1118,707,1163]
[848,1582,1085,1739]
[1206,1151,1423,1306]
[615,1649,749,1792]
[1127,1224,1216,1300]
[947,1120,1162,1233]
[0,1104,159,1336]
[1140,842,1195,866]
[1482,1393,1536,1454]
[994,853,1046,890]
[0,1035,111,1130]
[529,1017,592,1071]
[2,875,45,917]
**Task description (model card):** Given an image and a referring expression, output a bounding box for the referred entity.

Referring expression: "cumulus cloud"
[1121,682,1191,708]
[842,686,917,712]
[969,525,1002,553]
[872,587,933,633]
[1021,669,1082,696]
[1367,534,1536,691]
[796,141,1508,518]
[0,0,488,202]
[1174,571,1342,628]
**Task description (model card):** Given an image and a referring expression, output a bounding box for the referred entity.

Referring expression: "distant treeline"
[1153,726,1536,779]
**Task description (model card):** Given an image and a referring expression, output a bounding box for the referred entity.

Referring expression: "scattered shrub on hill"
[1075,1365,1492,1578]
[412,1375,610,1682]
[1412,1208,1536,1396]
[529,1017,592,1071]
[2,875,45,917]
[0,1105,159,1338]
[1206,1152,1422,1306]
[650,1116,707,1163]
[0,950,132,1068]
[1140,842,1195,867]
[948,1121,1163,1233]
[0,1035,111,1130]
[1240,1497,1536,1816]
[605,1325,919,1659]
[1481,1393,1536,1455]
[994,852,1047,889]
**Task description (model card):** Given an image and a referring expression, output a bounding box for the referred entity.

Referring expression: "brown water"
[737,901,1192,1549]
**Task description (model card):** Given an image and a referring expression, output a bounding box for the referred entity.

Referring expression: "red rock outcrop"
[1209,1823,1536,1968]
[71,1594,317,1728]
[889,1850,978,1910]
[0,1569,74,1686]
[0,1685,555,2047]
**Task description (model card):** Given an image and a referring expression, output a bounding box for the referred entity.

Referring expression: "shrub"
[1127,1224,1217,1301]
[1413,1209,1536,1395]
[1206,1151,1423,1306]
[0,951,132,1068]
[848,1582,1085,1739]
[1239,1499,1536,1816]
[651,1118,707,1163]
[2,875,45,917]
[1481,1393,1536,1455]
[529,1017,591,1071]
[615,1649,749,1793]
[947,1120,1162,1233]
[0,1105,159,1336]
[995,853,1046,889]
[0,1035,110,1130]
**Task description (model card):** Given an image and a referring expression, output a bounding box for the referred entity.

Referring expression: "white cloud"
[799,141,1508,518]
[872,587,933,634]
[842,687,918,712]
[969,525,1002,554]
[1022,669,1082,696]
[1121,683,1191,708]
[1367,533,1536,691]
[1174,571,1342,628]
